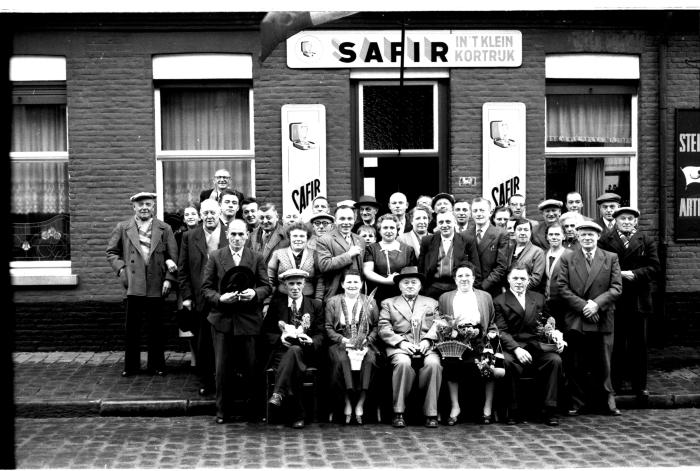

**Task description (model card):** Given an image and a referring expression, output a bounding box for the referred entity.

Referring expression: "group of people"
[106,168,659,430]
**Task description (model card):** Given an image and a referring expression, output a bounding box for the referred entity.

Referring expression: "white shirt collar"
[288,296,302,308]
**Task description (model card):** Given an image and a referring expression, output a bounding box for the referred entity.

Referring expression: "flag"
[681,166,700,189]
[259,11,354,63]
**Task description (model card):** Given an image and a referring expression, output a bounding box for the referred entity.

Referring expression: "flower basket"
[347,347,368,371]
[435,340,470,359]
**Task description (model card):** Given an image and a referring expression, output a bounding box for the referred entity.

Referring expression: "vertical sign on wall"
[482,102,526,207]
[281,104,327,221]
[675,109,700,241]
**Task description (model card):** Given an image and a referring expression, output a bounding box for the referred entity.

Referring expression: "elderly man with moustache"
[378,266,442,428]
[388,192,412,234]
[107,192,178,377]
[556,221,622,417]
[315,205,366,301]
[178,199,229,395]
[201,219,271,424]
[468,197,509,298]
[419,211,481,300]
[595,193,622,235]
[559,212,584,250]
[531,199,564,250]
[598,207,659,399]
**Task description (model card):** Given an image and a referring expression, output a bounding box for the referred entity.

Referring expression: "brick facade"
[9,12,700,349]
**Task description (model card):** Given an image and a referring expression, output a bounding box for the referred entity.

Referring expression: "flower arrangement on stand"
[346,287,377,370]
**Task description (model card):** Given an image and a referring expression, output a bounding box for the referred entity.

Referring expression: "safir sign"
[287,30,522,68]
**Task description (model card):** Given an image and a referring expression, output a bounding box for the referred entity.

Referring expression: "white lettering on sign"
[679,198,700,217]
[287,30,522,69]
[679,133,700,152]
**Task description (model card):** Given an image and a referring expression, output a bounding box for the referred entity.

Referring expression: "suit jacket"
[598,229,660,314]
[597,217,617,237]
[261,294,325,351]
[418,232,482,288]
[106,217,178,297]
[437,289,497,340]
[267,246,324,301]
[468,224,509,295]
[177,224,228,312]
[505,241,546,292]
[397,230,425,257]
[247,222,289,265]
[555,248,622,333]
[201,246,271,334]
[531,222,552,251]
[493,290,547,353]
[199,187,244,204]
[325,293,380,347]
[378,295,439,357]
[314,229,367,301]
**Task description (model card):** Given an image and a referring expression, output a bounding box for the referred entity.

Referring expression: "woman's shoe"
[345,414,352,425]
[446,415,459,426]
[355,414,363,425]
[480,414,492,425]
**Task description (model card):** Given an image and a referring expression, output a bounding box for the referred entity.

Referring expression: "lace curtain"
[547,95,631,147]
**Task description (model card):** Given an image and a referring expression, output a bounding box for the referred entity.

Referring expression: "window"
[10,56,75,285]
[544,54,638,217]
[154,54,254,225]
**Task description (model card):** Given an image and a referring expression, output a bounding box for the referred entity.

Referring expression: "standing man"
[418,211,481,300]
[453,199,474,233]
[494,265,563,426]
[352,195,380,234]
[378,266,442,428]
[427,192,455,233]
[178,199,228,395]
[248,203,289,266]
[531,199,563,250]
[201,219,271,424]
[388,192,412,234]
[469,197,509,298]
[219,190,240,231]
[596,193,622,235]
[107,192,178,377]
[598,207,659,399]
[508,194,539,228]
[556,221,622,416]
[200,169,244,204]
[398,206,431,257]
[241,197,260,233]
[315,205,366,301]
[565,191,592,220]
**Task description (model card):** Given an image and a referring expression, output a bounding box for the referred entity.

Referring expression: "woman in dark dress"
[362,214,417,304]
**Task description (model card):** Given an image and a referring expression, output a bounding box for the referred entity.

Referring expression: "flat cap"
[538,199,563,211]
[596,193,622,204]
[431,192,455,209]
[130,192,157,202]
[309,212,335,223]
[612,206,640,218]
[336,199,356,208]
[279,268,310,280]
[576,221,603,233]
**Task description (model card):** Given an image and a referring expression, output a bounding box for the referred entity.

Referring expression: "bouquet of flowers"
[536,312,567,352]
[474,334,506,379]
[346,287,377,370]
[432,307,482,359]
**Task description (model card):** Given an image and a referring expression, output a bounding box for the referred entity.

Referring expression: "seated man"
[378,266,442,428]
[494,264,564,426]
[264,269,325,429]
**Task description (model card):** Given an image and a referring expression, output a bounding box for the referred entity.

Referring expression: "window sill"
[10,262,78,286]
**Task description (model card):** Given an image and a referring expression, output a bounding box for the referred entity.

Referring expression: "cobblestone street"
[15,409,700,469]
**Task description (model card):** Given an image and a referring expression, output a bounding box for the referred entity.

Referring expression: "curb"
[14,394,700,418]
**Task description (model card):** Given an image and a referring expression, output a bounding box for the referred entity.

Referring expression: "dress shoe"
[607,408,622,416]
[392,413,406,428]
[148,369,166,377]
[544,413,560,426]
[215,417,227,425]
[480,414,492,425]
[567,407,581,417]
[446,415,459,426]
[292,419,305,429]
[424,416,439,428]
[268,392,283,407]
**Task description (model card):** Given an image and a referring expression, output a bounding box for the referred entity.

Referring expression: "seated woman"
[363,214,417,305]
[267,221,324,302]
[325,269,380,425]
[437,262,499,425]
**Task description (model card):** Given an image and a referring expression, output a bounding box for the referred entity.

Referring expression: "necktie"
[585,251,592,269]
[548,255,555,273]
[262,231,271,246]
[476,229,483,244]
[233,251,241,266]
[291,300,300,324]
[345,235,353,246]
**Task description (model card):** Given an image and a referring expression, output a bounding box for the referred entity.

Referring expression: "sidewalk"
[13,346,700,418]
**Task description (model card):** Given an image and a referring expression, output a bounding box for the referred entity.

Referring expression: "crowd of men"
[106,168,659,429]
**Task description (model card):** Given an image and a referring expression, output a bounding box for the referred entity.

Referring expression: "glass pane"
[547,94,631,147]
[12,104,67,152]
[161,88,250,151]
[362,85,434,151]
[162,158,252,219]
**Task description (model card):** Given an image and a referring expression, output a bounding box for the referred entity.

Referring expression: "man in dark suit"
[598,207,660,399]
[556,221,622,416]
[531,199,563,250]
[595,193,622,236]
[264,269,325,429]
[201,219,271,424]
[107,192,178,377]
[247,202,288,266]
[177,199,228,395]
[419,211,481,300]
[468,197,509,298]
[199,168,244,204]
[315,205,366,301]
[494,264,563,426]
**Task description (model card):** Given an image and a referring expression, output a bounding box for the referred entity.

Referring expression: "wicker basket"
[435,340,470,359]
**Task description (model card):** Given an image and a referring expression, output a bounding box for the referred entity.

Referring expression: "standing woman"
[363,214,417,304]
[325,270,380,425]
[438,262,499,425]
[267,221,324,302]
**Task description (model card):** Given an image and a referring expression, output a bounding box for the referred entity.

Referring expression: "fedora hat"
[355,195,380,209]
[393,266,426,285]
[220,265,256,294]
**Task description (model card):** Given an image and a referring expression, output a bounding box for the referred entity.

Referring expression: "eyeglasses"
[215,176,231,180]
[313,221,331,227]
